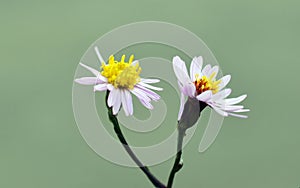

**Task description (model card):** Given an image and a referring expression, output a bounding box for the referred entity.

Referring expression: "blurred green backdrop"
[1,0,299,187]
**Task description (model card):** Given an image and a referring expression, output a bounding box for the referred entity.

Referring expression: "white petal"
[131,87,151,102]
[132,60,138,66]
[172,56,191,84]
[196,90,213,102]
[94,46,105,63]
[138,82,163,91]
[202,64,212,77]
[121,90,133,116]
[74,77,102,85]
[79,63,106,82]
[106,84,114,91]
[121,90,129,116]
[112,90,122,114]
[107,88,117,107]
[135,85,160,101]
[190,56,203,82]
[224,94,247,105]
[218,75,231,91]
[140,78,160,84]
[131,87,153,109]
[181,83,196,98]
[211,106,228,117]
[223,105,244,112]
[212,88,232,101]
[93,83,108,92]
[228,113,248,118]
[234,109,250,113]
[208,66,219,80]
[178,92,186,120]
[137,96,153,109]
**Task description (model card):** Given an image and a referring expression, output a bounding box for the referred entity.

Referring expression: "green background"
[1,0,299,187]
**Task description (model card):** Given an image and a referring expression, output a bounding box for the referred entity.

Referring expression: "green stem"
[166,127,185,188]
[106,91,166,188]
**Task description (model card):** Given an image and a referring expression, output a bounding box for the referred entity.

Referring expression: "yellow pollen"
[100,54,141,89]
[194,72,220,95]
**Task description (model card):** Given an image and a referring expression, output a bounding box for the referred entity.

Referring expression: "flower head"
[173,56,249,121]
[75,46,162,116]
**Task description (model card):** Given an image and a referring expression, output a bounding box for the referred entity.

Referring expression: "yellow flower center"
[194,72,221,95]
[101,54,141,89]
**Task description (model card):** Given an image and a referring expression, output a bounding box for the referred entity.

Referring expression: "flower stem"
[105,91,166,188]
[166,127,185,188]
[167,101,207,188]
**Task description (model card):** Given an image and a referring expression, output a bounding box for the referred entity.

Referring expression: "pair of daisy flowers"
[75,47,248,120]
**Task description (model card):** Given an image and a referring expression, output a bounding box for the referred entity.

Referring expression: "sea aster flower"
[173,56,249,120]
[75,47,162,116]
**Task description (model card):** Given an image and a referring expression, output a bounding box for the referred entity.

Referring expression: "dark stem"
[105,91,166,188]
[166,127,185,188]
[167,101,207,188]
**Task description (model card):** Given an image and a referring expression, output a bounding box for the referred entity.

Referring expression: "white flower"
[173,56,249,120]
[75,46,162,116]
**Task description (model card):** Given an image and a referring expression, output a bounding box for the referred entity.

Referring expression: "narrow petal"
[107,88,117,107]
[112,90,121,114]
[208,66,219,80]
[178,92,185,120]
[212,88,232,101]
[140,78,160,84]
[121,90,129,116]
[140,99,154,109]
[223,105,244,112]
[211,106,228,117]
[93,83,108,92]
[234,109,250,113]
[131,60,138,66]
[131,87,153,110]
[224,94,247,105]
[131,87,151,102]
[190,56,203,82]
[79,63,104,80]
[202,64,212,77]
[181,83,196,98]
[135,84,160,101]
[74,77,102,85]
[196,90,213,102]
[124,90,133,115]
[172,56,191,84]
[228,112,248,118]
[218,75,231,91]
[94,46,105,64]
[106,84,114,91]
[138,82,163,91]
